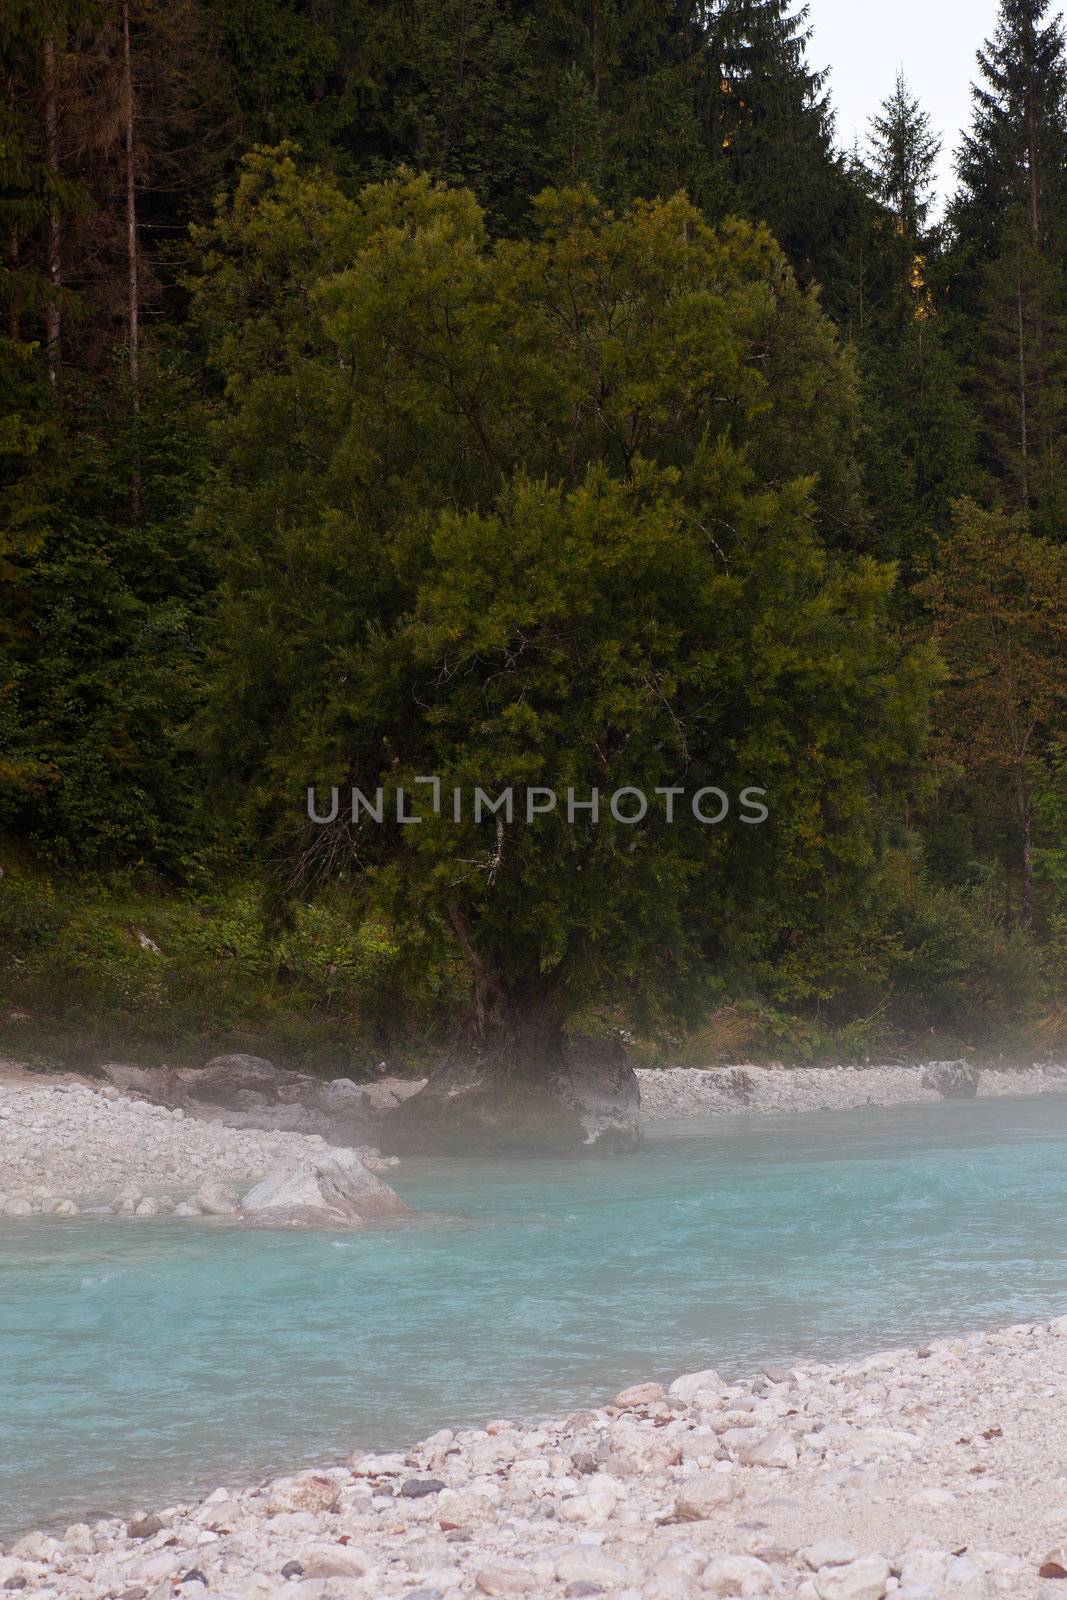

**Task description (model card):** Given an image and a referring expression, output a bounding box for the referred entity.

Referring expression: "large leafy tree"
[190,154,933,1146]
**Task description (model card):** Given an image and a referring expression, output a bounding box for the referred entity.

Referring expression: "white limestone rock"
[239,1147,408,1228]
[701,1554,778,1595]
[813,1556,891,1600]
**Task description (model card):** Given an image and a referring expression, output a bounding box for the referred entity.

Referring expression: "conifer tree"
[956,0,1067,251]
[949,0,1067,530]
[707,0,854,302]
[857,74,976,566]
[867,69,941,240]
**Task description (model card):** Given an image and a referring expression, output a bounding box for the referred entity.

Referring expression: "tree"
[867,69,941,240]
[974,220,1067,521]
[852,79,976,569]
[706,0,862,317]
[955,0,1067,251]
[919,499,1067,926]
[190,158,934,1149]
[948,0,1067,530]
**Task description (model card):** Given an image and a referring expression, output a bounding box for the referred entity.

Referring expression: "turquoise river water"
[1,1094,1065,1538]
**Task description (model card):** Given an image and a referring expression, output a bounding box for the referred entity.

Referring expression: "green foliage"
[0,357,218,871]
[726,843,1043,1046]
[867,71,941,239]
[190,162,935,1040]
[0,860,456,1067]
[2,0,1066,1060]
[918,499,1067,925]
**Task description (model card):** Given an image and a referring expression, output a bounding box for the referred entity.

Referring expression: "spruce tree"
[867,69,941,240]
[949,0,1067,530]
[707,0,856,304]
[956,0,1067,251]
[857,75,976,567]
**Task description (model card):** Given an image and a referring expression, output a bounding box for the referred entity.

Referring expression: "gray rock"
[321,1079,368,1113]
[920,1060,979,1098]
[673,1471,738,1519]
[239,1147,409,1227]
[554,1550,628,1587]
[194,1181,239,1216]
[738,1428,798,1468]
[104,1057,378,1144]
[380,1034,639,1156]
[702,1555,777,1596]
[195,1055,297,1107]
[126,1513,165,1540]
[801,1544,860,1571]
[298,1545,369,1578]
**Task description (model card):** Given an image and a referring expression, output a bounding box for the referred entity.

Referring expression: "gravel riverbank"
[0,1078,341,1211]
[3,1061,1067,1207]
[3,1318,1066,1599]
[635,1061,1067,1118]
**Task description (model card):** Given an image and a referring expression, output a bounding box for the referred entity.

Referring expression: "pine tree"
[707,0,853,296]
[531,2,722,213]
[856,74,975,567]
[956,0,1067,251]
[867,69,941,239]
[948,0,1067,530]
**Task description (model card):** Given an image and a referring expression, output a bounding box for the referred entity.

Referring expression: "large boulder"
[380,1034,640,1156]
[239,1147,410,1228]
[920,1059,980,1098]
[190,1053,308,1108]
[103,1058,378,1142]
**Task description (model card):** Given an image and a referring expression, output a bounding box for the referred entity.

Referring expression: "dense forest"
[2,0,1066,1072]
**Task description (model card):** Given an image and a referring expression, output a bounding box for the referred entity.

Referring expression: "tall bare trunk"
[7,76,20,343]
[591,0,601,106]
[1017,272,1029,509]
[1026,91,1040,245]
[43,37,61,384]
[1019,772,1033,928]
[121,0,142,515]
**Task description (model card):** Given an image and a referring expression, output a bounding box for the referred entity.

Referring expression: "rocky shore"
[3,1060,1066,1210]
[3,1317,1066,1599]
[636,1060,1067,1119]
[0,1077,404,1220]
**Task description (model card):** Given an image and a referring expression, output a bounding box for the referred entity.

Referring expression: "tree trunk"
[1026,89,1040,245]
[379,913,638,1155]
[1017,271,1030,509]
[1019,773,1033,929]
[591,0,601,107]
[43,36,61,384]
[121,0,142,515]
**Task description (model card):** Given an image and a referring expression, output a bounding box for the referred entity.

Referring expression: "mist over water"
[1,1094,1065,1538]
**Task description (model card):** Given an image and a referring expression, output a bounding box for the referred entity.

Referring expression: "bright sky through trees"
[809,0,1001,209]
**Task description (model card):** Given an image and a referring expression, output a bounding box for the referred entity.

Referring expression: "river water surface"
[1,1094,1065,1537]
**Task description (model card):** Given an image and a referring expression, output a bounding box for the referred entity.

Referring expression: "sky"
[806,0,1003,212]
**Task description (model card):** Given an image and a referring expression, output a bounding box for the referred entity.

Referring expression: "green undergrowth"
[0,849,1062,1076]
[0,856,459,1074]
